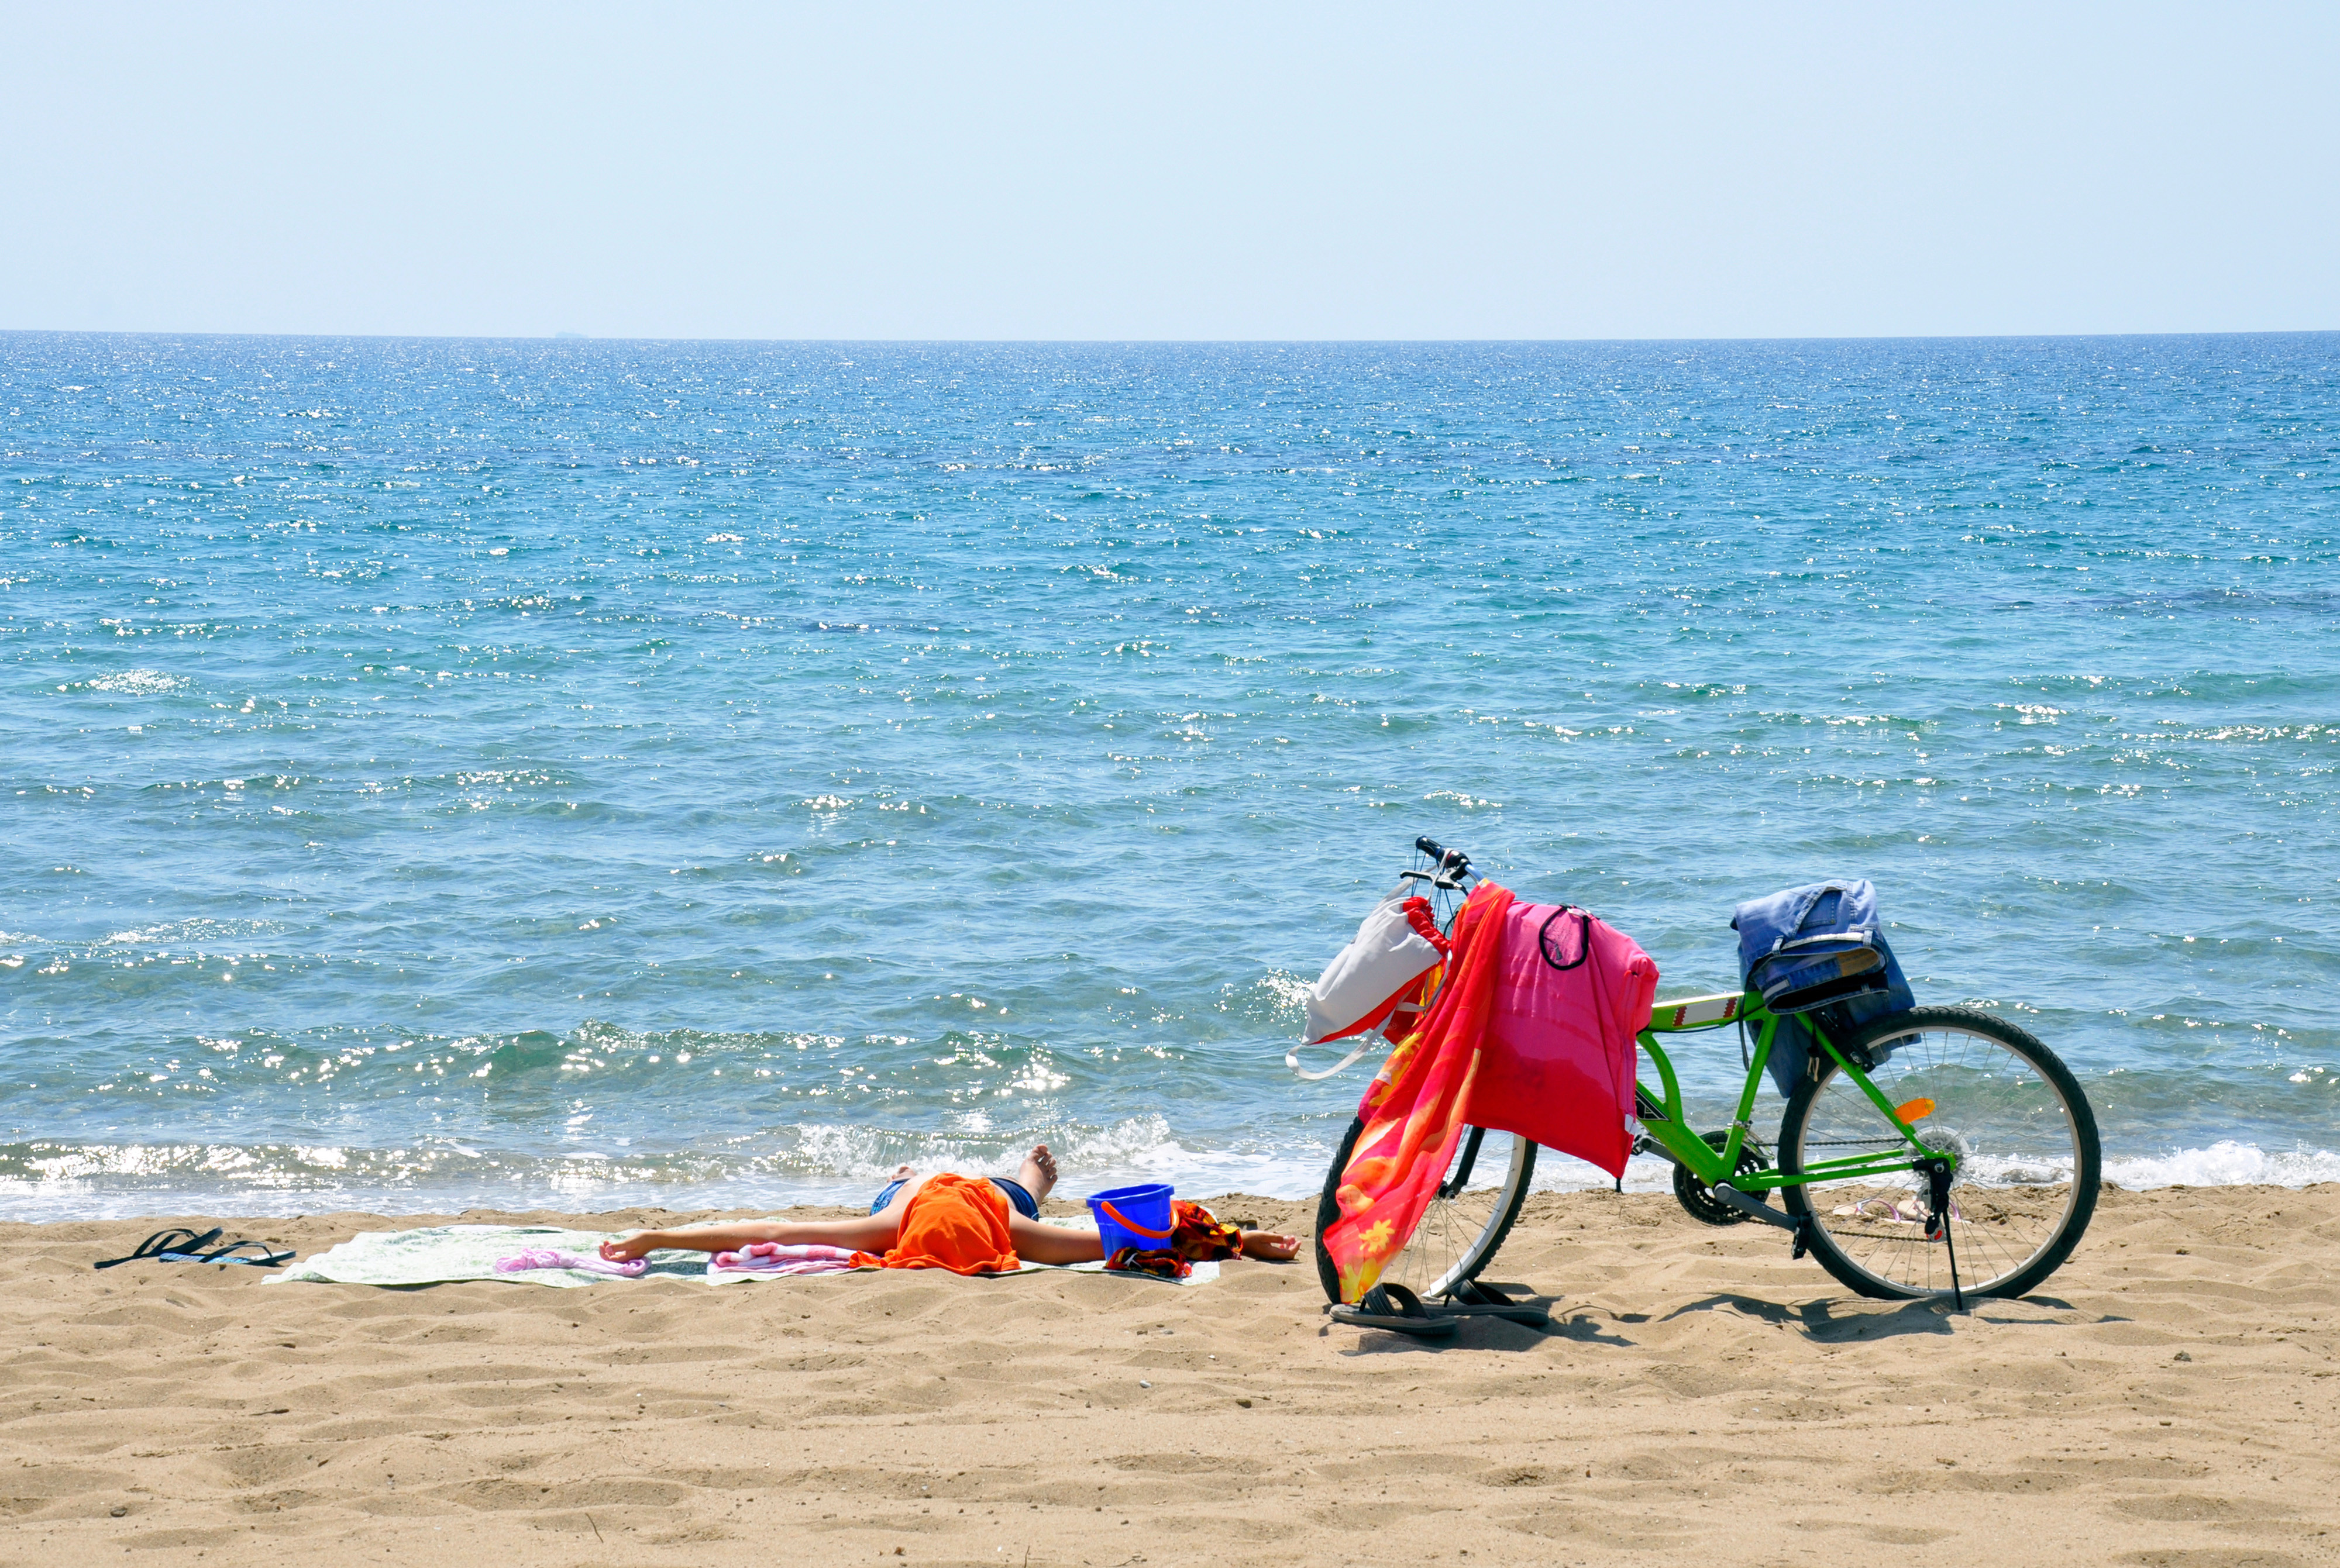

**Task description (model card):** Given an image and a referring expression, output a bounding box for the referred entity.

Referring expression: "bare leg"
[1017,1143,1058,1202]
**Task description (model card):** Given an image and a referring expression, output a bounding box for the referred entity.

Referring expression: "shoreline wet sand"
[4,1184,2334,1566]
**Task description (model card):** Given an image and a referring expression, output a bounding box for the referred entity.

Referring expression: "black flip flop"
[93,1228,292,1270]
[191,1238,295,1269]
[95,1228,224,1269]
[1428,1278,1554,1326]
[1327,1282,1459,1338]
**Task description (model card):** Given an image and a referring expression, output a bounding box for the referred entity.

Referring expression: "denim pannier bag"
[1732,880,1917,1097]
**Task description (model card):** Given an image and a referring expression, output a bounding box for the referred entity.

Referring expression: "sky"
[4,3,2336,341]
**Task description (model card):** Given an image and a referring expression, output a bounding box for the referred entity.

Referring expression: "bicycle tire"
[1313,1114,1538,1304]
[1779,1004,2101,1301]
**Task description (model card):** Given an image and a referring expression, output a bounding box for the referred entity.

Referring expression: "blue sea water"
[1,331,2335,1221]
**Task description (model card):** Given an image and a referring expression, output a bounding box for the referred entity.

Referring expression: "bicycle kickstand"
[1921,1156,1966,1312]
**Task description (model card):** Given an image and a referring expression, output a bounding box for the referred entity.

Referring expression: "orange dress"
[855,1173,1020,1274]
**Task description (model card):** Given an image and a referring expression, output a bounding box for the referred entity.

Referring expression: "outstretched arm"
[1007,1214,1107,1265]
[1003,1215,1302,1266]
[600,1212,900,1264]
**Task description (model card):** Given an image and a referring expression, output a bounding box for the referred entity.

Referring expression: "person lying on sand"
[598,1144,1302,1271]
[599,1146,1301,1282]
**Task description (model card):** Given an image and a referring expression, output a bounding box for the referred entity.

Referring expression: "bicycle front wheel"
[1313,1115,1537,1304]
[1779,1005,2101,1301]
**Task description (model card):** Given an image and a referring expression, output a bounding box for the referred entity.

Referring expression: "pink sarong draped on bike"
[1320,881,1514,1303]
[1465,900,1658,1179]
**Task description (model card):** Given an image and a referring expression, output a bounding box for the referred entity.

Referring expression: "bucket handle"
[1097,1199,1174,1240]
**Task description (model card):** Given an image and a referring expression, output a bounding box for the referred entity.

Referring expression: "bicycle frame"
[1634,991,1947,1190]
[1389,835,1950,1197]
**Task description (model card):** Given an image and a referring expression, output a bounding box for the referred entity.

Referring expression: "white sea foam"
[5,1134,2336,1223]
[2102,1140,2340,1190]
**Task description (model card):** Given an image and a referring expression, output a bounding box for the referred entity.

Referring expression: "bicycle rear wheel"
[1313,1115,1537,1304]
[1779,1005,2100,1301]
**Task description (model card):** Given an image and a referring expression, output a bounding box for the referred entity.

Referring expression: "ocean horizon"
[2,328,2334,1219]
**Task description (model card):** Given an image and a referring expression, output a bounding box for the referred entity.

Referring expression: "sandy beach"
[3,1184,2334,1567]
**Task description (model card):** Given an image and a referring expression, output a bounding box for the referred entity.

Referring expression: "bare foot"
[1018,1143,1058,1202]
[1239,1231,1302,1262]
[890,1163,917,1182]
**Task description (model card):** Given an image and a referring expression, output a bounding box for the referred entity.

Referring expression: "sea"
[1,332,2334,1222]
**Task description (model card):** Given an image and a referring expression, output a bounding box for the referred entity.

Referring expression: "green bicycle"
[1313,839,2102,1307]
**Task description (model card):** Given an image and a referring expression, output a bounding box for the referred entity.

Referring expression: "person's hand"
[600,1233,654,1263]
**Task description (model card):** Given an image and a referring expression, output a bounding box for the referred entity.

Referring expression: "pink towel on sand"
[710,1242,863,1275]
[495,1248,647,1278]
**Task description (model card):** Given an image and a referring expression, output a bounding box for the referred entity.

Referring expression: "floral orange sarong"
[854,1173,1020,1274]
[1320,881,1516,1303]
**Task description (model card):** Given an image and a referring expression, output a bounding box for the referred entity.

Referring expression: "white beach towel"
[266,1225,709,1288]
[268,1222,1218,1288]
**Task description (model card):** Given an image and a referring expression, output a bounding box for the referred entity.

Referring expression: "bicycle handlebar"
[1415,836,1471,877]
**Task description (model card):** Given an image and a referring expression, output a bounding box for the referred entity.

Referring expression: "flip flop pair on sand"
[94,1227,294,1270]
[1327,1279,1552,1339]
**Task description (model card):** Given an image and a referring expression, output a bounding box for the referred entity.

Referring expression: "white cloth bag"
[1288,888,1444,1078]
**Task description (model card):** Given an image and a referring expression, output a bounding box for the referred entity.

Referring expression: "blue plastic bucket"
[1087,1183,1175,1253]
